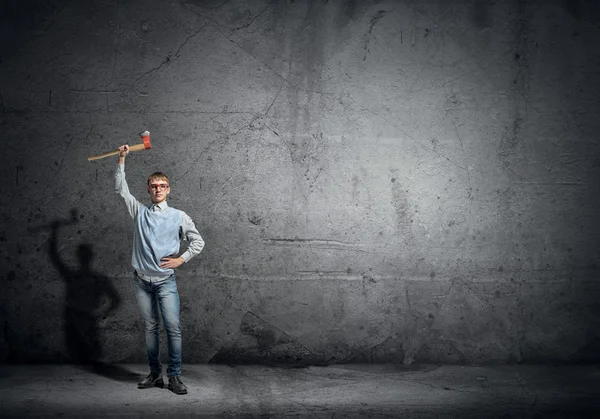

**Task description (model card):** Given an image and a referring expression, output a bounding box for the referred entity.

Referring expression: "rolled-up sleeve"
[180,213,205,262]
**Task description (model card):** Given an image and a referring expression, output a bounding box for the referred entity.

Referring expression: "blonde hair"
[147,172,169,185]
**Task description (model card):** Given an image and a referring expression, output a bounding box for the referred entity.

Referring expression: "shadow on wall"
[46,209,137,382]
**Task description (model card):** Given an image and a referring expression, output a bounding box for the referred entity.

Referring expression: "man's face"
[148,181,170,204]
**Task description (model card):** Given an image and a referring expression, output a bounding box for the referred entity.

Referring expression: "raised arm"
[115,144,142,219]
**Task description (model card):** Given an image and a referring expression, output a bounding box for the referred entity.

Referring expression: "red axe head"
[140,131,151,149]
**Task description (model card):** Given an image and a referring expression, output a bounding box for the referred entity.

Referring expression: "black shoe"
[137,372,164,389]
[168,376,188,395]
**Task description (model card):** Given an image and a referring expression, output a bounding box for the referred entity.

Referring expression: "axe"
[88,131,152,161]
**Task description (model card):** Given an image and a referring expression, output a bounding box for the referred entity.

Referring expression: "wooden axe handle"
[88,141,150,161]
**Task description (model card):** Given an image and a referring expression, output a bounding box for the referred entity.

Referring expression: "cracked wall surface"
[1,0,600,365]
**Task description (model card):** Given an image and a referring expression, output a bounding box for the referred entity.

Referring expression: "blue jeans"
[133,273,182,377]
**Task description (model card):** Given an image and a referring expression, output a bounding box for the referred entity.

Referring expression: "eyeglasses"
[149,183,169,190]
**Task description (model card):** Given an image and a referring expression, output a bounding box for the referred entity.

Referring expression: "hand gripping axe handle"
[88,131,151,161]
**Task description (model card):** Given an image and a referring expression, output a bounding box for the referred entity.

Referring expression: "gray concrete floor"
[1,363,599,418]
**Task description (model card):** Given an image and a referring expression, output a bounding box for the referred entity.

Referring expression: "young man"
[115,144,205,395]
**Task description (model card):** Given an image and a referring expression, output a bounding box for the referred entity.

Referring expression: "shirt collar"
[151,201,169,211]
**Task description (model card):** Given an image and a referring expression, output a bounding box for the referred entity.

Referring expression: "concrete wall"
[1,0,600,365]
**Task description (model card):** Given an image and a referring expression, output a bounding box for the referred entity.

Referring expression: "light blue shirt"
[115,164,205,281]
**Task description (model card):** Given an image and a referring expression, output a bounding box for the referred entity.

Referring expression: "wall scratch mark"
[266,238,369,253]
[267,238,357,245]
[345,95,468,172]
[16,166,23,185]
[443,88,473,235]
[264,80,285,117]
[182,3,291,86]
[40,128,88,200]
[174,23,211,58]
[105,94,112,132]
[363,10,388,61]
[176,137,226,181]
[404,279,455,366]
[243,311,315,356]
[231,1,275,32]
[109,24,121,85]
[2,0,74,64]
[125,23,209,92]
